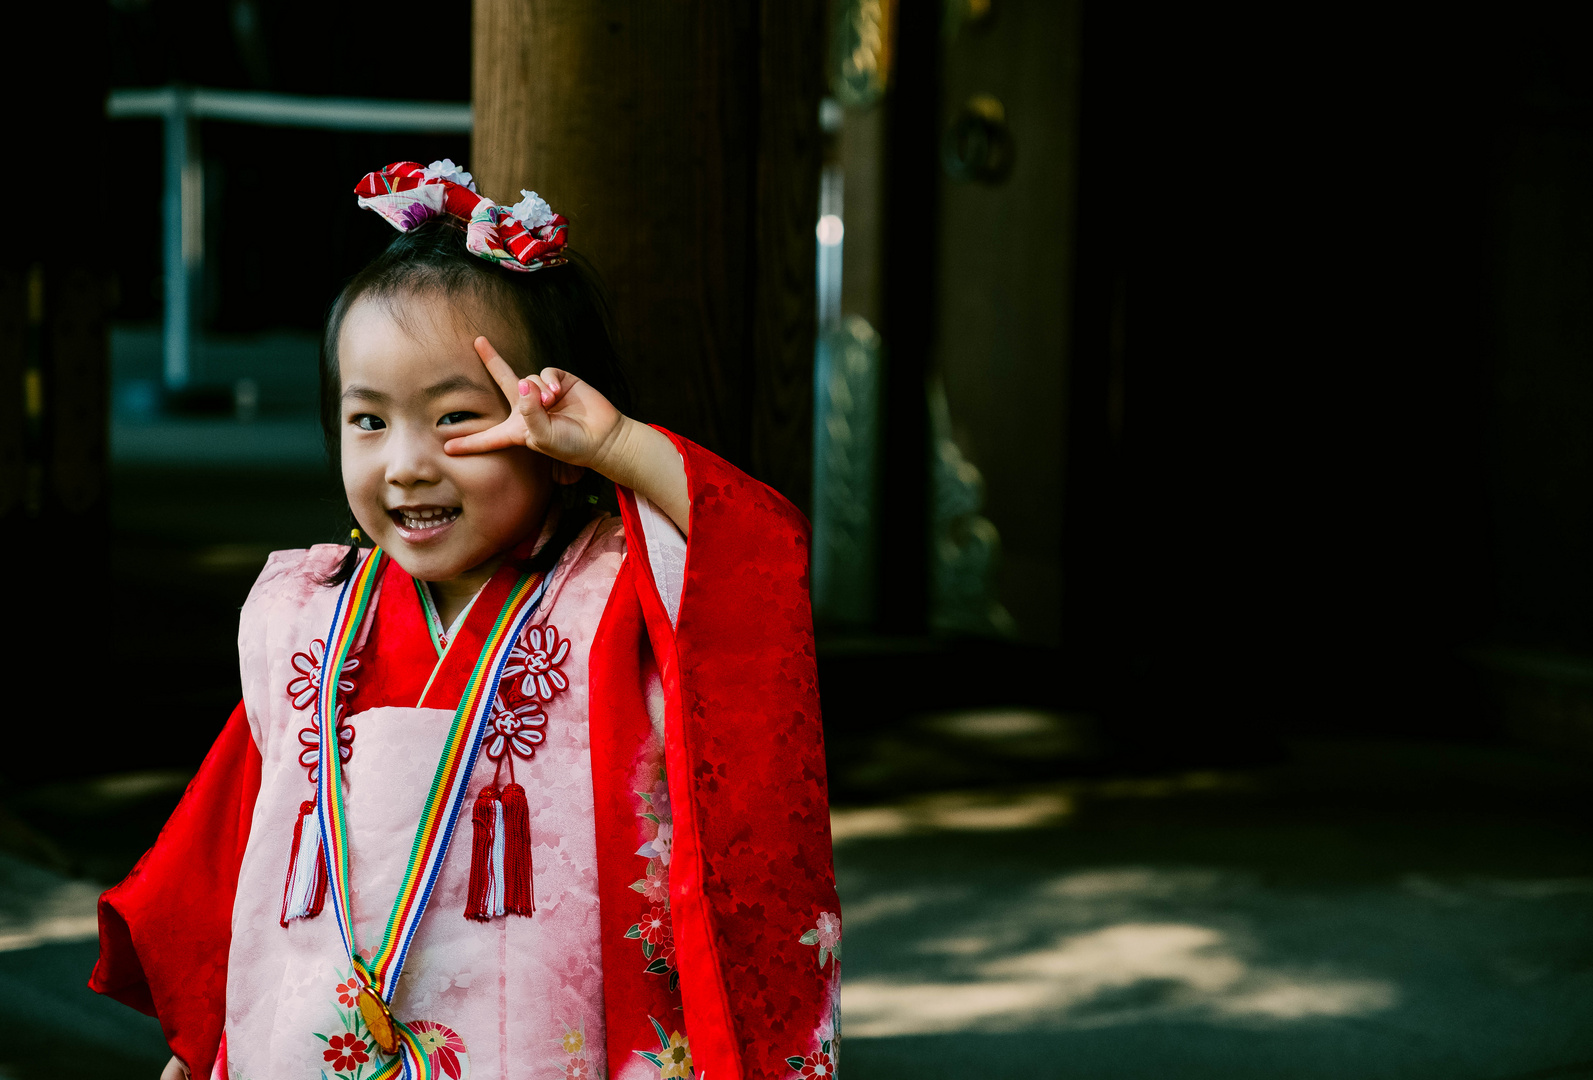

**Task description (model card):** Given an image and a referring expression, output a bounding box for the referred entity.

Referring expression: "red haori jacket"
[90,432,842,1080]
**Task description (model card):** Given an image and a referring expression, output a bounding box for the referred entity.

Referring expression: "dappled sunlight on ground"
[0,857,102,954]
[832,757,1593,1080]
[841,867,1399,1036]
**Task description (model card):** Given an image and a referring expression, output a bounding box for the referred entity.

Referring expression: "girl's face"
[337,291,551,584]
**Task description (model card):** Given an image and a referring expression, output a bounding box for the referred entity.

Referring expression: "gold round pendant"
[357,986,401,1055]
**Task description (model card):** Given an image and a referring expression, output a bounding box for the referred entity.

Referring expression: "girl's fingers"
[444,420,522,455]
[473,336,524,401]
[539,367,577,404]
[521,373,554,407]
[514,373,554,444]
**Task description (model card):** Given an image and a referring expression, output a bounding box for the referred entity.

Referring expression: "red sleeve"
[620,431,841,1080]
[89,700,262,1077]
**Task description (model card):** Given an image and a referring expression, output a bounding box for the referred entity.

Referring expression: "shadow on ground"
[830,740,1593,1080]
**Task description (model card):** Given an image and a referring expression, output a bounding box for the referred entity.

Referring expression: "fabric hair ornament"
[354,159,569,272]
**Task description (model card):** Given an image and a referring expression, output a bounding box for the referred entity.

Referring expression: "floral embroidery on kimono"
[625,763,680,992]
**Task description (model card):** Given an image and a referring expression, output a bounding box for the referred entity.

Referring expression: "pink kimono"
[91,433,843,1080]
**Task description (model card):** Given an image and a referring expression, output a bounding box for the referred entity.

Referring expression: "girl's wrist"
[587,414,647,488]
[588,416,692,535]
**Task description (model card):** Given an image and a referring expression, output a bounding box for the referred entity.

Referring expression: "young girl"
[91,161,842,1080]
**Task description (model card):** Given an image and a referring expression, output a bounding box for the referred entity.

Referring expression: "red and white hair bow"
[354,159,569,272]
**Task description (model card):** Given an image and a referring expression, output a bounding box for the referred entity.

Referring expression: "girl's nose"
[384,426,443,487]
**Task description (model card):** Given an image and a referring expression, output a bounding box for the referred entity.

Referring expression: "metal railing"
[106,87,472,389]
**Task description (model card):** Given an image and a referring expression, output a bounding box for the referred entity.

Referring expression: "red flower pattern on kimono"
[503,624,571,702]
[556,1019,593,1080]
[799,1050,835,1079]
[639,905,671,947]
[635,862,669,903]
[409,1020,467,1080]
[484,694,547,760]
[323,1032,369,1071]
[333,977,360,1008]
[285,638,360,711]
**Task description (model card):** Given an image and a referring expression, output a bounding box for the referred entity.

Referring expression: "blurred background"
[3,0,1593,1077]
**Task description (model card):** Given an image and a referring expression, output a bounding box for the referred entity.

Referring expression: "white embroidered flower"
[285,638,360,711]
[421,158,476,191]
[297,705,353,783]
[508,189,556,230]
[815,911,841,949]
[800,910,843,968]
[503,624,571,702]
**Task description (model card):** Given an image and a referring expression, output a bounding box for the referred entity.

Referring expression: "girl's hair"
[319,216,632,585]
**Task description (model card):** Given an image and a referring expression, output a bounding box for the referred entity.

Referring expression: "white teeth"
[396,508,460,531]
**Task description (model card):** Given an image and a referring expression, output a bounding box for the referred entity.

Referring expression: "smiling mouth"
[390,506,462,537]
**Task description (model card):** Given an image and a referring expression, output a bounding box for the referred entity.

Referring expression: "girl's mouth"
[390,506,461,540]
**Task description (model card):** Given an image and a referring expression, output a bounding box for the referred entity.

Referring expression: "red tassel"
[500,782,534,915]
[280,799,327,927]
[465,785,500,921]
[306,841,327,918]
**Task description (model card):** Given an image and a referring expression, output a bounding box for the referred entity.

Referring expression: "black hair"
[318,216,632,585]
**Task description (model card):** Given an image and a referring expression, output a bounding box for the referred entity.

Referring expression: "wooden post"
[473,0,824,510]
[875,0,941,634]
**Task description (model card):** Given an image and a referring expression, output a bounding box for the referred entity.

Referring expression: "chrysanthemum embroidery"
[784,990,842,1080]
[297,704,354,782]
[634,1017,693,1079]
[503,624,571,702]
[799,911,842,968]
[555,1019,603,1080]
[285,637,360,710]
[626,766,679,990]
[787,1048,836,1079]
[484,694,547,760]
[410,1019,469,1080]
[322,1032,371,1075]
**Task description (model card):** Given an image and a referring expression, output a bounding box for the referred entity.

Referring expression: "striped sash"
[313,548,550,1078]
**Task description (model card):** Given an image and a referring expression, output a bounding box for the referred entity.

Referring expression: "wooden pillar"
[473,0,825,510]
[875,0,941,634]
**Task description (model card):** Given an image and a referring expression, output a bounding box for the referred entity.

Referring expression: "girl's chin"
[377,535,502,586]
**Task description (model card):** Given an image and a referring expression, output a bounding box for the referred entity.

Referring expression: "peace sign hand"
[443,336,625,474]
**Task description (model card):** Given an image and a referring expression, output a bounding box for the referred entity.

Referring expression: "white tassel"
[487,799,506,918]
[280,800,327,926]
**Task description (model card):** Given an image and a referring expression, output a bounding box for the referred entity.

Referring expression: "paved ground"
[831,742,1593,1080]
[0,737,1587,1079]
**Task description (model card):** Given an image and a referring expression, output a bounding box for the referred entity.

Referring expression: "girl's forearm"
[591,417,691,537]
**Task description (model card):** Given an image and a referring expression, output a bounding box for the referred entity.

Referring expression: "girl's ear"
[551,461,586,486]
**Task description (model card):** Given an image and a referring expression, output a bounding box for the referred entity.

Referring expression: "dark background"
[7,0,1593,779]
[1063,1,1593,760]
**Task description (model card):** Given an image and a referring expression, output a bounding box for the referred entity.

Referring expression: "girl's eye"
[439,411,478,426]
[352,414,385,431]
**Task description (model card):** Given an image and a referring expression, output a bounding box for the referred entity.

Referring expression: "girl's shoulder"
[243,544,350,620]
[550,512,627,590]
[582,510,626,559]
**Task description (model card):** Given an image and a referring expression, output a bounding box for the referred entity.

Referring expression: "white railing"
[106,87,472,388]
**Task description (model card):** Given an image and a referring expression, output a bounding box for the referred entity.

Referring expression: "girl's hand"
[160,1056,190,1080]
[446,336,692,534]
[443,336,624,472]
